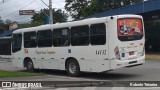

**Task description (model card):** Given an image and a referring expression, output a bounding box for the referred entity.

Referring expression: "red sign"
[24,49,28,54]
[19,10,35,15]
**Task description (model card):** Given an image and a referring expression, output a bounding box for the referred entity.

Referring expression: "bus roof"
[13,14,142,34]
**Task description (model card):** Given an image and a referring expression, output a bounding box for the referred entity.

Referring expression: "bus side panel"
[54,47,70,70]
[36,47,58,69]
[12,52,24,68]
[64,46,110,73]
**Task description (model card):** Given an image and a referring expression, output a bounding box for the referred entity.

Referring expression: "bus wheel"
[26,60,34,72]
[66,59,80,77]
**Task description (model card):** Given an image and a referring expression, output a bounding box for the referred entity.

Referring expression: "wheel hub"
[69,62,76,74]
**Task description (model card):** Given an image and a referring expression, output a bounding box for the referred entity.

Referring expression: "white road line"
[83,87,97,90]
[54,88,69,90]
[112,87,125,90]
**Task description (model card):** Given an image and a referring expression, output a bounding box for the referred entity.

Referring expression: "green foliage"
[65,0,143,19]
[53,9,68,23]
[19,8,68,28]
[65,0,90,19]
[19,21,44,28]
[0,70,41,78]
[32,8,68,24]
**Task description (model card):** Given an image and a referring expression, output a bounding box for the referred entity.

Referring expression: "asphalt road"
[1,59,160,90]
[0,59,160,81]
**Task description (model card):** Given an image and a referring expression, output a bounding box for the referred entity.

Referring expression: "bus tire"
[26,60,34,72]
[66,59,80,77]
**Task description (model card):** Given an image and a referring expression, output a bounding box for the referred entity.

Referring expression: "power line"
[2,0,65,22]
[2,0,36,18]
[0,0,12,5]
[12,6,65,22]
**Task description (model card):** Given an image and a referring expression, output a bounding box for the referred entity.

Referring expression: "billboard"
[117,18,143,41]
[117,18,143,36]
[19,10,35,15]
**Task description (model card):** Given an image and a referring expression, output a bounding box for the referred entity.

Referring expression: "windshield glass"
[117,18,143,41]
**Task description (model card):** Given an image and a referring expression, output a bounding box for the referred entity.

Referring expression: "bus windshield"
[117,18,143,41]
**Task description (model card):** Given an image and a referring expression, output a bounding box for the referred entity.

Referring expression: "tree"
[18,21,45,28]
[83,0,143,17]
[65,0,91,19]
[65,0,143,19]
[0,17,9,33]
[32,8,68,24]
[5,19,12,24]
[82,0,110,17]
[0,17,5,25]
[18,8,68,28]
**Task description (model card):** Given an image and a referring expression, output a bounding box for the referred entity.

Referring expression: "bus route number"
[96,50,106,55]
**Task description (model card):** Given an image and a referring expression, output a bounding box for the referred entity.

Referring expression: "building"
[87,0,160,52]
[9,22,18,30]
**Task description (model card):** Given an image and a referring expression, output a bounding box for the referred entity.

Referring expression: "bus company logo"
[24,49,28,54]
[140,43,143,46]
[130,43,134,45]
[2,82,12,88]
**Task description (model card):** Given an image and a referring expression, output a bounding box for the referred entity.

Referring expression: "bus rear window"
[117,18,143,41]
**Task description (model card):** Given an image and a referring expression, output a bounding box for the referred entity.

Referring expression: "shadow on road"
[18,69,139,81]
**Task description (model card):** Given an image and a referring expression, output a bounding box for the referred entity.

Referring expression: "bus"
[12,14,145,76]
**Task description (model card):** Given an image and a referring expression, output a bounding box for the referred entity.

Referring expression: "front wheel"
[66,59,80,77]
[26,60,34,72]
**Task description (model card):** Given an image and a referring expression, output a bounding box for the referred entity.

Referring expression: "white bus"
[12,15,145,76]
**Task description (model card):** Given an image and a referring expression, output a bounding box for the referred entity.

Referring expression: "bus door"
[12,34,23,67]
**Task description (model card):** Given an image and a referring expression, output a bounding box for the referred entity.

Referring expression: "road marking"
[83,87,97,90]
[112,87,125,90]
[55,88,69,90]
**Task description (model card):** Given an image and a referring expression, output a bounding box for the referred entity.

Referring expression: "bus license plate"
[129,51,134,56]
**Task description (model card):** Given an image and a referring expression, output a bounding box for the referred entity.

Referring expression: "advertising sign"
[117,18,143,36]
[19,10,35,15]
[117,18,143,41]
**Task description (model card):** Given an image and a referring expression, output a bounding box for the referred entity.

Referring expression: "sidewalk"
[146,54,160,60]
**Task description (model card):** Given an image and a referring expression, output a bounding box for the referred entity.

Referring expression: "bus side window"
[71,25,89,46]
[37,30,52,47]
[24,32,37,48]
[12,34,22,53]
[90,23,106,45]
[53,28,70,47]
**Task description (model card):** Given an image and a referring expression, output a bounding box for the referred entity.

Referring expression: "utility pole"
[49,0,53,24]
[41,0,53,24]
[3,0,4,3]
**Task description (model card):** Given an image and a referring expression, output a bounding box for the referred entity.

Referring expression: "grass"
[146,54,160,60]
[0,70,42,78]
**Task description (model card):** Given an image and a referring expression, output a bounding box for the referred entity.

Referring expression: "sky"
[0,0,148,23]
[0,0,65,23]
